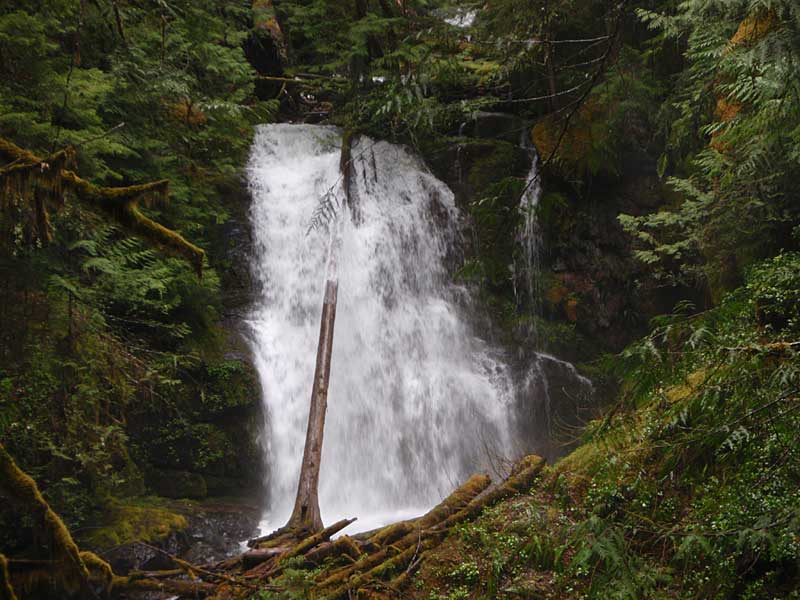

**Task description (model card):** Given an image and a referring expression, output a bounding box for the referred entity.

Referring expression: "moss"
[0,554,18,600]
[1,136,205,276]
[80,497,187,549]
[0,443,91,595]
[80,551,114,594]
[664,369,708,404]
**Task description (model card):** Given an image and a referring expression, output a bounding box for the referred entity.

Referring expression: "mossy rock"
[145,468,208,500]
[80,498,188,549]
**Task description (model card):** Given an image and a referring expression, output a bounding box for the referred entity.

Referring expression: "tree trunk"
[284,279,338,534]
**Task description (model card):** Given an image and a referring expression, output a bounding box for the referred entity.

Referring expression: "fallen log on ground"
[304,535,363,566]
[245,517,357,580]
[364,473,491,549]
[429,455,546,534]
[324,537,437,600]
[316,457,544,594]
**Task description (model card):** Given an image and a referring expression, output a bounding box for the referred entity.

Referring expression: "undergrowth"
[410,251,800,599]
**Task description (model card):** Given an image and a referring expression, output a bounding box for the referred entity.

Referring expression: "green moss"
[80,497,187,549]
[0,553,18,600]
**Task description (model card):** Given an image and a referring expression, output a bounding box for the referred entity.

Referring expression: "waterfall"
[246,124,516,534]
[518,153,543,315]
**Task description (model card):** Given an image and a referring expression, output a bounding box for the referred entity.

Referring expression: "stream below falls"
[245,124,591,536]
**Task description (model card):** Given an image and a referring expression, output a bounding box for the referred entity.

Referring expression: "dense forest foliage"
[1,0,799,598]
[1,0,272,551]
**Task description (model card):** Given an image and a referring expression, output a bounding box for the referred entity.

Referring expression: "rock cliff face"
[423,112,676,364]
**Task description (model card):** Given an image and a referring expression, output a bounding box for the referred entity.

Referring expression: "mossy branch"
[0,555,18,600]
[0,136,205,275]
[0,443,93,598]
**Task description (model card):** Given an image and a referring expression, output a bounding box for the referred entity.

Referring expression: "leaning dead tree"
[286,278,338,534]
[255,134,355,543]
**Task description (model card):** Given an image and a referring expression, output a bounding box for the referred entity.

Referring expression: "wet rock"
[514,353,595,462]
[95,498,261,575]
[102,529,188,575]
[178,499,262,564]
[422,137,530,208]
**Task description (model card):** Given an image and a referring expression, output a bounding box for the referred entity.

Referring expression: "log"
[0,554,18,600]
[242,548,286,569]
[317,458,544,591]
[284,518,356,560]
[323,538,437,600]
[317,473,492,589]
[112,575,216,596]
[429,455,545,534]
[364,473,490,548]
[304,535,363,566]
[283,279,339,534]
[0,443,94,598]
[245,518,356,580]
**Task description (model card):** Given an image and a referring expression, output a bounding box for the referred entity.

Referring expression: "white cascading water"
[514,153,595,456]
[246,124,516,534]
[518,153,543,316]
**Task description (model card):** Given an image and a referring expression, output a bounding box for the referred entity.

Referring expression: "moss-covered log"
[317,459,543,593]
[245,517,357,580]
[304,535,363,566]
[323,537,436,600]
[364,473,491,548]
[428,455,545,534]
[112,575,216,596]
[283,517,356,560]
[0,443,93,598]
[0,555,18,600]
[317,473,493,590]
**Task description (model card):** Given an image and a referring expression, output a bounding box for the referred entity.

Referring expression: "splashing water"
[246,124,517,534]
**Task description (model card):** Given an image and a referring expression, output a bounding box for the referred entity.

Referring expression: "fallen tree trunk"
[324,538,437,600]
[304,535,363,566]
[429,455,546,534]
[245,518,357,580]
[317,473,493,589]
[364,473,491,548]
[317,457,544,592]
[112,575,216,597]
